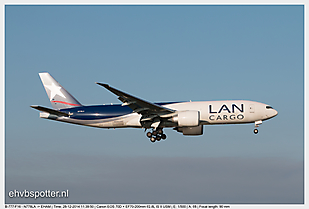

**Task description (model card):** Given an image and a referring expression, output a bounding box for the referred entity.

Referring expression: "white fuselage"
[49,100,278,129]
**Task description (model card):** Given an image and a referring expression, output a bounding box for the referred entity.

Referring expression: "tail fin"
[39,72,82,109]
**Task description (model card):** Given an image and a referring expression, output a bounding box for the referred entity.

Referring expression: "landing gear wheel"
[147,128,167,142]
[150,137,156,143]
[146,132,152,138]
[161,134,167,140]
[254,129,258,134]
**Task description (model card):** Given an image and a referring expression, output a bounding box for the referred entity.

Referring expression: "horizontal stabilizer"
[30,105,69,117]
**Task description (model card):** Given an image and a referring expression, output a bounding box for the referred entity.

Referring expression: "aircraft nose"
[265,105,278,119]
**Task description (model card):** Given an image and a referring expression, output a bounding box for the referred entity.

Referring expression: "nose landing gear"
[253,120,262,134]
[146,128,167,142]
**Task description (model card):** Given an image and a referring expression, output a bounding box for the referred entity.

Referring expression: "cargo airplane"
[31,73,278,142]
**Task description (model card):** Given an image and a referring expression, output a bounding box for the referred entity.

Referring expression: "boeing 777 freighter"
[31,72,278,142]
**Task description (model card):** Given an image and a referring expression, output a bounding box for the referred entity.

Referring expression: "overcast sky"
[4,5,304,205]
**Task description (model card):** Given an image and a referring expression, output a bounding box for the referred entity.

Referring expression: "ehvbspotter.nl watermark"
[8,190,69,199]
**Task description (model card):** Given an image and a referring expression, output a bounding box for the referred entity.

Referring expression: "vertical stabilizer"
[39,72,82,109]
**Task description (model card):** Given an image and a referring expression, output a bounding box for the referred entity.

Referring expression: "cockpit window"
[266,106,273,109]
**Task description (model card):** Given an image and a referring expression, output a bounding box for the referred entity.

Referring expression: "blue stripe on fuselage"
[60,101,180,120]
[61,105,133,120]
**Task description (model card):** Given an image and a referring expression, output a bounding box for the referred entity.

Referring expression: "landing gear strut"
[146,128,167,142]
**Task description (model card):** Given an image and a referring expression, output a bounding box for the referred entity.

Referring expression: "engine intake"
[173,110,200,127]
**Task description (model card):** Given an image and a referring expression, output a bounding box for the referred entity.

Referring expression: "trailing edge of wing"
[95,83,175,114]
[30,105,69,117]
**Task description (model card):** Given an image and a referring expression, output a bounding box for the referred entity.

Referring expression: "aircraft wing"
[96,83,175,116]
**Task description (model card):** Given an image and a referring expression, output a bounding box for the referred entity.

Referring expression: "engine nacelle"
[173,110,200,127]
[176,125,204,135]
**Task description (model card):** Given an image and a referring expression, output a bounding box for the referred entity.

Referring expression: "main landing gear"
[146,128,167,143]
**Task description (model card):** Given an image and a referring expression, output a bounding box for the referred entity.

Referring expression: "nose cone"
[272,109,278,117]
[264,104,278,120]
[267,108,278,119]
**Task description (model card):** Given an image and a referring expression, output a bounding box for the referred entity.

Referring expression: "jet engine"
[172,110,200,127]
[175,125,204,135]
